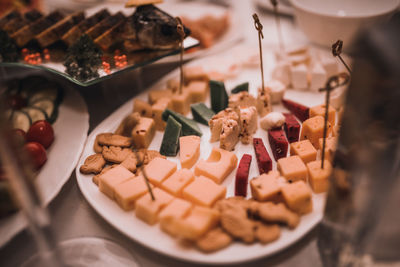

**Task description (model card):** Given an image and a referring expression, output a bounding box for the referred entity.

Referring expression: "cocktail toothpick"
[319,72,350,169]
[253,13,265,91]
[134,150,155,201]
[176,17,185,95]
[332,40,352,74]
[270,0,285,51]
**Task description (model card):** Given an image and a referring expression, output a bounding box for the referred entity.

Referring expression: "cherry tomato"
[26,120,54,149]
[24,142,47,170]
[7,94,27,110]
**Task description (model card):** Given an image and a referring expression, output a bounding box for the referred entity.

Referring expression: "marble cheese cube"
[182,176,226,207]
[290,140,317,164]
[98,165,134,200]
[277,155,308,183]
[272,61,291,87]
[131,117,156,149]
[144,157,177,186]
[148,89,172,104]
[159,198,193,236]
[151,97,172,131]
[180,135,201,169]
[309,104,336,126]
[133,99,152,118]
[250,170,285,202]
[307,160,332,193]
[171,91,191,115]
[174,206,220,240]
[194,147,238,184]
[309,63,327,92]
[185,81,208,103]
[319,137,337,162]
[161,168,195,197]
[300,116,332,149]
[290,64,308,90]
[114,175,153,211]
[183,66,208,82]
[135,188,174,225]
[281,180,313,214]
[256,86,272,117]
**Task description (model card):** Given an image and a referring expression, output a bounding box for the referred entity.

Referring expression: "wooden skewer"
[270,0,285,51]
[176,16,185,95]
[332,40,352,74]
[133,150,155,201]
[253,13,265,91]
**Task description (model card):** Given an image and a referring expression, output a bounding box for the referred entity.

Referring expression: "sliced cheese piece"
[114,175,153,211]
[182,176,226,207]
[281,180,313,215]
[277,155,308,183]
[290,139,317,164]
[144,157,177,186]
[179,135,200,169]
[161,168,195,197]
[159,198,193,236]
[98,165,134,200]
[250,170,285,202]
[135,188,174,225]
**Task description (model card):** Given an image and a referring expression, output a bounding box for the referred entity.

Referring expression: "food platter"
[0,79,89,247]
[76,45,329,264]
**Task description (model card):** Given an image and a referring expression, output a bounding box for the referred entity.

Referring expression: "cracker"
[196,227,233,253]
[121,153,138,172]
[94,133,108,153]
[102,146,133,163]
[80,154,106,174]
[257,202,300,229]
[254,222,280,244]
[220,205,255,243]
[98,133,132,147]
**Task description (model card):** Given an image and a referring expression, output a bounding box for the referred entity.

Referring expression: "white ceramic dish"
[290,0,399,48]
[0,82,89,248]
[76,46,328,264]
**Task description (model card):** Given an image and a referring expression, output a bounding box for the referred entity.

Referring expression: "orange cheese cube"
[179,135,200,169]
[98,165,134,199]
[183,66,208,82]
[185,81,208,103]
[148,89,172,104]
[250,171,286,202]
[309,104,336,125]
[307,160,332,193]
[152,97,172,131]
[161,168,195,197]
[133,99,152,118]
[194,147,238,184]
[175,206,220,240]
[131,117,156,149]
[319,137,337,162]
[290,139,317,164]
[144,157,177,186]
[281,180,313,214]
[159,198,193,236]
[277,155,308,183]
[135,188,174,225]
[182,176,226,207]
[114,175,153,211]
[171,91,191,115]
[300,115,332,148]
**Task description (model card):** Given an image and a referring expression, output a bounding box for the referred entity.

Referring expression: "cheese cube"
[239,106,258,144]
[159,198,193,236]
[161,168,195,197]
[151,97,172,131]
[114,175,153,211]
[219,119,240,151]
[208,108,239,142]
[267,80,286,104]
[228,91,257,110]
[329,85,347,110]
[148,89,172,104]
[182,176,226,207]
[257,86,272,117]
[171,91,191,115]
[309,63,327,92]
[133,99,152,118]
[250,171,284,202]
[290,140,317,164]
[166,78,179,92]
[277,155,308,183]
[98,165,134,199]
[185,81,208,103]
[281,180,313,214]
[307,160,332,193]
[290,64,308,90]
[300,116,332,149]
[183,66,208,82]
[207,71,226,82]
[195,147,238,184]
[319,137,337,162]
[135,188,174,225]
[309,104,336,126]
[272,61,291,87]
[179,135,200,169]
[175,206,220,240]
[320,55,338,77]
[144,157,177,186]
[131,117,156,149]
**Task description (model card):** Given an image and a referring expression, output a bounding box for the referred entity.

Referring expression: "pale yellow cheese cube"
[307,160,332,193]
[183,66,208,82]
[98,165,134,200]
[277,155,308,183]
[135,188,174,225]
[133,99,152,118]
[309,104,336,126]
[175,206,220,240]
[114,175,154,211]
[182,176,226,207]
[194,147,238,184]
[318,137,337,162]
[290,140,317,164]
[281,180,313,214]
[166,78,179,92]
[250,171,284,202]
[151,97,172,131]
[300,116,332,149]
[144,157,177,186]
[148,89,172,105]
[185,81,208,103]
[159,198,192,236]
[171,91,191,115]
[161,168,195,197]
[131,117,156,149]
[180,135,200,169]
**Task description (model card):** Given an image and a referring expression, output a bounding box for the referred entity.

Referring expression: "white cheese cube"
[267,80,286,104]
[330,85,347,109]
[320,55,338,78]
[309,63,327,92]
[272,61,291,87]
[290,64,308,90]
[260,112,286,131]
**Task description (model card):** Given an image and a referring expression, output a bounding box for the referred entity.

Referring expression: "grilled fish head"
[132,4,190,50]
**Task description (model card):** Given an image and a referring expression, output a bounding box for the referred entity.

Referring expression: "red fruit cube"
[282,99,309,122]
[235,154,252,197]
[283,113,301,143]
[268,129,289,161]
[253,138,272,175]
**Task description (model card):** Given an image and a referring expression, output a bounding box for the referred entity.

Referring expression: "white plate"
[76,45,328,264]
[0,82,89,248]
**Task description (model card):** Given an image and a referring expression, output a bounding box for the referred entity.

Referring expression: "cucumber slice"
[10,110,31,132]
[28,81,62,105]
[30,98,55,122]
[21,107,47,124]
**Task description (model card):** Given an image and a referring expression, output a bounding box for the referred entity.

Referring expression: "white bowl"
[290,0,399,48]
